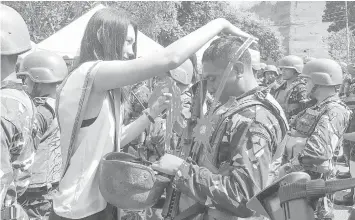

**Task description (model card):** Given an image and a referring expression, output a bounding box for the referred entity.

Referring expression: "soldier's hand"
[151,154,184,176]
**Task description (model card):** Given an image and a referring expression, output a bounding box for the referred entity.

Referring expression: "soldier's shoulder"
[232,99,280,132]
[1,90,34,128]
[324,101,352,120]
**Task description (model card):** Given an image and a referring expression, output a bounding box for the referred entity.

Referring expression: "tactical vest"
[205,90,288,168]
[283,98,348,173]
[273,79,305,118]
[188,89,289,218]
[29,97,62,188]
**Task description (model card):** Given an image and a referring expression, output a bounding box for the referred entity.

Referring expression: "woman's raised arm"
[93,18,252,92]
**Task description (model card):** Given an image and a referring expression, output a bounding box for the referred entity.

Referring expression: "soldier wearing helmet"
[276,59,351,220]
[272,55,308,121]
[15,51,68,219]
[335,62,355,206]
[262,65,280,85]
[1,4,35,220]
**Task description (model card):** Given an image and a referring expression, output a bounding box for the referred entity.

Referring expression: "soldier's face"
[24,77,36,95]
[305,77,315,98]
[281,68,296,80]
[265,71,276,82]
[202,61,235,100]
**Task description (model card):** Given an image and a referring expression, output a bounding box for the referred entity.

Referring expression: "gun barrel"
[279,178,355,204]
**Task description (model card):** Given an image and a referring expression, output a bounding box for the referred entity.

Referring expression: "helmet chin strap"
[28,82,42,98]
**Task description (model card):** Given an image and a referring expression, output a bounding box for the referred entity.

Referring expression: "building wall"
[250,1,330,59]
[289,1,330,58]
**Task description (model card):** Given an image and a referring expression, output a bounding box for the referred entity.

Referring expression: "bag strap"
[109,89,122,152]
[60,61,101,178]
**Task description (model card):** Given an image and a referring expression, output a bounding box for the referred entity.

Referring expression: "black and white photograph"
[1,1,355,220]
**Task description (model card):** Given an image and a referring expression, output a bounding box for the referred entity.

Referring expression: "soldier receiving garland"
[3,3,355,220]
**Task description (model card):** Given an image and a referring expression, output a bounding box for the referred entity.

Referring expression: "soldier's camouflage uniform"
[340,74,355,164]
[272,77,308,121]
[18,97,62,220]
[339,67,352,98]
[281,94,351,219]
[172,87,288,220]
[1,81,37,220]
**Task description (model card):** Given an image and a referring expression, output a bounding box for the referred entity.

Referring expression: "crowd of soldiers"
[2,3,355,220]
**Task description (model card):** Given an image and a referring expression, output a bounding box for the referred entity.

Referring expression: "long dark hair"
[78,7,138,65]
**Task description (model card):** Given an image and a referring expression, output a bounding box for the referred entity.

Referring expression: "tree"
[2,1,284,61]
[106,1,183,45]
[327,28,355,63]
[176,1,284,61]
[322,1,355,34]
[2,1,96,43]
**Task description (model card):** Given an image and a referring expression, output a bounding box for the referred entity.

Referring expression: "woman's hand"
[216,18,258,40]
[149,93,172,118]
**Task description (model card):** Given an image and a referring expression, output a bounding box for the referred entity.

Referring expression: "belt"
[1,205,19,220]
[26,182,59,193]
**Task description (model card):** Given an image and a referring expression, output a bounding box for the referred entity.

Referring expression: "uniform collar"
[313,94,340,109]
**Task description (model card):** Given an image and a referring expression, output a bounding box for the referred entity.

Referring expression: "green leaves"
[322,1,355,34]
[3,1,284,61]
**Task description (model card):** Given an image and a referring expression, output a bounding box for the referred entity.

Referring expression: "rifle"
[161,79,206,220]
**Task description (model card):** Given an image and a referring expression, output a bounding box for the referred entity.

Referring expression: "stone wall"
[250,1,331,58]
[289,1,330,58]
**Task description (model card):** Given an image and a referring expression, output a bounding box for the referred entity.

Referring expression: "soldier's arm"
[4,112,36,199]
[299,107,350,166]
[1,119,16,208]
[172,121,272,217]
[34,105,53,137]
[290,83,308,117]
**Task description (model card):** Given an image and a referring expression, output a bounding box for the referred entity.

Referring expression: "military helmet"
[278,55,304,74]
[99,152,170,210]
[0,4,31,55]
[263,65,279,76]
[17,51,68,83]
[170,59,194,85]
[300,58,343,86]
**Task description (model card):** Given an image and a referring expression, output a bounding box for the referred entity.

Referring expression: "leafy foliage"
[2,1,284,61]
[2,1,96,42]
[327,28,355,63]
[322,1,355,34]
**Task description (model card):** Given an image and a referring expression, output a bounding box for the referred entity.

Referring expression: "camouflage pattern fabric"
[272,77,308,120]
[283,94,352,219]
[20,97,62,220]
[172,87,287,220]
[1,80,37,220]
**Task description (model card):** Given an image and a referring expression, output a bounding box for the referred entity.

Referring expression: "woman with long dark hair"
[50,7,251,220]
